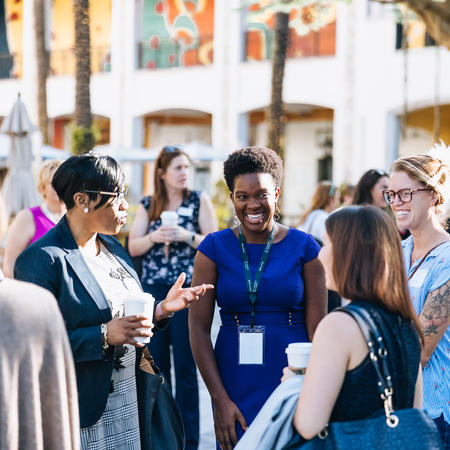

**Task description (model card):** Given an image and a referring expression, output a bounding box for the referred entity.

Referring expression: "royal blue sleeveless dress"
[198,227,320,439]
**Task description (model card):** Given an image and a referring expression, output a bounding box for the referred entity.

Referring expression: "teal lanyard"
[238,223,276,328]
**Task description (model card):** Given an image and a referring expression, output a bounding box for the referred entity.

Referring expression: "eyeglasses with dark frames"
[83,188,128,204]
[382,188,433,204]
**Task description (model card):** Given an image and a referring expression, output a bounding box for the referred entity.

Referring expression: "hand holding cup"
[160,211,178,259]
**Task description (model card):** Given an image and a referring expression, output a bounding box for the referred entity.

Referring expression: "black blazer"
[14,216,166,428]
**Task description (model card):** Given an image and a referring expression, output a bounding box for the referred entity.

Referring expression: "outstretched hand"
[161,272,214,316]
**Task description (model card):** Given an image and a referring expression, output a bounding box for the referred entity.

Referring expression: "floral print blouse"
[140,190,201,286]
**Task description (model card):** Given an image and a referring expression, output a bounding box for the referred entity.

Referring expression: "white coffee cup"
[285,342,313,369]
[123,293,155,344]
[160,210,178,227]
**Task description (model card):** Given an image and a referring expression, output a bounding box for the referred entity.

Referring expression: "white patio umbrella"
[0,95,39,219]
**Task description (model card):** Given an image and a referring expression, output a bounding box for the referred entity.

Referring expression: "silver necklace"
[83,244,133,289]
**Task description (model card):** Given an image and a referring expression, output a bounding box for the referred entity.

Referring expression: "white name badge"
[238,325,265,365]
[409,268,429,288]
[177,206,193,217]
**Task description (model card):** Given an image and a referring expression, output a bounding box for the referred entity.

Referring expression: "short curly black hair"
[223,146,283,191]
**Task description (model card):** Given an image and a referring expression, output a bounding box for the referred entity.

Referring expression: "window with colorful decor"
[139,0,214,70]
[245,3,336,62]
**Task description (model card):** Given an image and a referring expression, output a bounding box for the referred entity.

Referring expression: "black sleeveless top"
[329,300,421,423]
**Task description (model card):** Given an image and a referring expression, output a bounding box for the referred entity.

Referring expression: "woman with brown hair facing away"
[386,150,449,448]
[298,181,340,311]
[283,206,423,443]
[298,181,339,246]
[128,145,217,450]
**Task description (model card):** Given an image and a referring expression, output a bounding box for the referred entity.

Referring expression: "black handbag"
[136,346,185,450]
[283,304,443,450]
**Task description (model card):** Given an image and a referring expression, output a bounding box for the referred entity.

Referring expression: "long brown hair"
[148,146,190,222]
[298,181,336,225]
[325,205,422,339]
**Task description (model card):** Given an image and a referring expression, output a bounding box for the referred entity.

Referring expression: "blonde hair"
[37,160,63,196]
[391,146,449,216]
[298,181,336,225]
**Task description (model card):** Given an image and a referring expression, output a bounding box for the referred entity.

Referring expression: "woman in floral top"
[128,146,217,450]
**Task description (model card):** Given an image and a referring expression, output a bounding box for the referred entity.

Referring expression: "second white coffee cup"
[123,293,155,344]
[285,342,313,369]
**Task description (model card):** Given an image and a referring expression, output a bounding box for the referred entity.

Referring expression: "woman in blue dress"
[189,147,327,450]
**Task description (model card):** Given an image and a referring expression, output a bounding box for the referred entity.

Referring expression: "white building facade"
[0,0,448,219]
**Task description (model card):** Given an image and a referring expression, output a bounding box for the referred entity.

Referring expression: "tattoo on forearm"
[420,280,449,337]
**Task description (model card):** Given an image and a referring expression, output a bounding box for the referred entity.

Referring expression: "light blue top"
[402,236,450,422]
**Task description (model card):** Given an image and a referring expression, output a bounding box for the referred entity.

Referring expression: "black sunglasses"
[372,169,388,177]
[162,145,182,153]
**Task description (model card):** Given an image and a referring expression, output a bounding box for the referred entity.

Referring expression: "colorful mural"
[141,0,214,69]
[246,4,336,61]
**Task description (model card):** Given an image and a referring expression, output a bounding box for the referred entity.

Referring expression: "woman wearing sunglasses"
[385,151,449,449]
[128,145,217,450]
[14,153,212,449]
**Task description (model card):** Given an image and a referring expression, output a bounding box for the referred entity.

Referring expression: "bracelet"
[101,323,109,352]
[188,232,195,244]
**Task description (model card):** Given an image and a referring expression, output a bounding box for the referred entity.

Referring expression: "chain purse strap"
[339,304,400,428]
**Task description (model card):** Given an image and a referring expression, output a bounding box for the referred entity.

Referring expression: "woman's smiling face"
[230,172,280,237]
[389,170,436,232]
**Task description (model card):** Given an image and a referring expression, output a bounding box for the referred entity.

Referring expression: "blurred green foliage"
[212,179,234,230]
[70,123,99,155]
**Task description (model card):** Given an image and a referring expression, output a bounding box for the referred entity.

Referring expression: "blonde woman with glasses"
[385,148,449,449]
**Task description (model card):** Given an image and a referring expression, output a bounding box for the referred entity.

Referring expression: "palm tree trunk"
[267,11,289,160]
[74,0,92,129]
[34,0,49,144]
[73,0,94,154]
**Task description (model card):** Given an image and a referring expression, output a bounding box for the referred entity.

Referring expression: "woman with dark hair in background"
[353,168,389,208]
[15,153,212,449]
[128,145,217,450]
[387,152,449,448]
[190,146,327,449]
[283,206,423,443]
[297,181,339,245]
